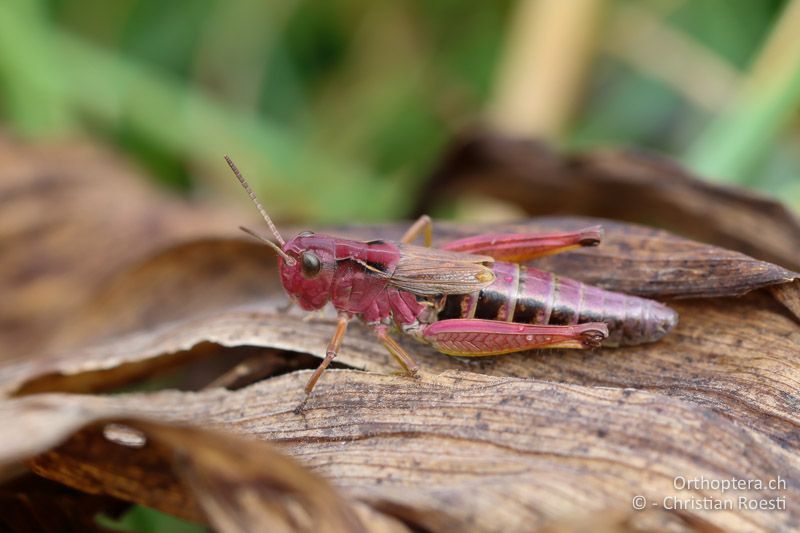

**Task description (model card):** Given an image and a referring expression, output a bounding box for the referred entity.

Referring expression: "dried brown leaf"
[1,373,795,531]
[0,134,238,361]
[422,131,800,271]
[0,399,405,532]
[534,507,727,533]
[0,474,126,533]
[49,238,282,351]
[770,280,800,321]
[2,289,797,447]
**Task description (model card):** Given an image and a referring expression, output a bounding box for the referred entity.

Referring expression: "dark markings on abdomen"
[512,267,553,325]
[474,288,506,320]
[439,293,472,320]
[549,276,581,325]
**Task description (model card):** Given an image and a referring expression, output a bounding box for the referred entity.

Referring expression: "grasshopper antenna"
[225,155,286,246]
[238,226,295,264]
[225,155,295,265]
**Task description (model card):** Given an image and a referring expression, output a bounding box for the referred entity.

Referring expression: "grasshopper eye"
[300,251,321,277]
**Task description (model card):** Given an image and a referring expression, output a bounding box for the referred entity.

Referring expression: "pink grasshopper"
[226,157,677,399]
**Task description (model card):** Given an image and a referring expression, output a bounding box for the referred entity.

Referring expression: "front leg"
[299,313,350,400]
[422,318,608,355]
[442,226,602,262]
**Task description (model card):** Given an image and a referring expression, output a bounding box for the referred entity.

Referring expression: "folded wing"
[386,244,495,296]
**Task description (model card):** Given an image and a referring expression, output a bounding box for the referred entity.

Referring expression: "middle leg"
[401,214,432,246]
[375,325,420,377]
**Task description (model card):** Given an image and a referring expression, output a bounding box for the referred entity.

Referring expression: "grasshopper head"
[279,231,337,310]
[226,156,337,311]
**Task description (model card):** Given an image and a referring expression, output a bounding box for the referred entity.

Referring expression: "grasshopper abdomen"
[438,262,677,346]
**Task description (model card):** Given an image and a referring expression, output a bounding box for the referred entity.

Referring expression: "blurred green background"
[2,0,800,221]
